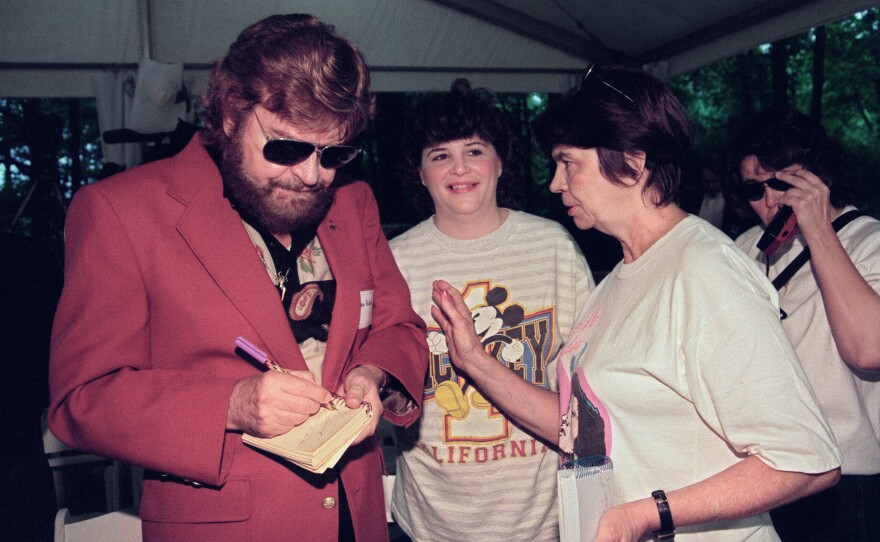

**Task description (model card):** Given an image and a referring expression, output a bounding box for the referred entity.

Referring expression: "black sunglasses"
[577,64,636,106]
[250,105,361,169]
[740,178,793,201]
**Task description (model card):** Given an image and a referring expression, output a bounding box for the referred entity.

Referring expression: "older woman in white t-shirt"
[431,65,841,542]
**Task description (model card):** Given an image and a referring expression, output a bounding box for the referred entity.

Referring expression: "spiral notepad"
[557,455,616,542]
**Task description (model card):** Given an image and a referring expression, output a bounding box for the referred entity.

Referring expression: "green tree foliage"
[821,10,880,191]
[0,98,102,254]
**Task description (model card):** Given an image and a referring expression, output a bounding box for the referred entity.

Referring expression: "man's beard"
[220,138,336,234]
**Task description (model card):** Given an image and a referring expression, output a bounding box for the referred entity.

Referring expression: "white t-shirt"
[389,210,594,542]
[736,206,880,475]
[557,216,840,541]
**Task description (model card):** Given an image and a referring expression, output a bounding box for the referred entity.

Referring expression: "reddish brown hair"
[199,14,375,152]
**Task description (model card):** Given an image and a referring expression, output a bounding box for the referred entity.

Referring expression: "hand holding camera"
[747,167,833,256]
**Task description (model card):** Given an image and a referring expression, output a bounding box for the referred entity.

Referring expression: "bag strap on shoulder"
[771,209,864,290]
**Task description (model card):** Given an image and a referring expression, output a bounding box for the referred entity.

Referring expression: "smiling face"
[739,154,795,227]
[418,137,503,221]
[222,104,342,237]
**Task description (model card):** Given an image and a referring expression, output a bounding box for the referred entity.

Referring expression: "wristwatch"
[651,490,675,541]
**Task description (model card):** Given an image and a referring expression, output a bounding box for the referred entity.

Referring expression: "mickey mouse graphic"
[434,286,526,419]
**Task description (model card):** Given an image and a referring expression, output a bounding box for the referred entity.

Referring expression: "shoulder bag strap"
[771,209,865,290]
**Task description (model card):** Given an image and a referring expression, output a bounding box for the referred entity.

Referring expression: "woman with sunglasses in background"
[733,108,880,541]
[387,78,595,541]
[431,65,841,541]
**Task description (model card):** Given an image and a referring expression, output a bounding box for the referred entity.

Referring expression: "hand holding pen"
[234,336,339,411]
[225,337,335,437]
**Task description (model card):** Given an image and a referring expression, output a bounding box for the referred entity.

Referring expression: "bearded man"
[48,14,427,542]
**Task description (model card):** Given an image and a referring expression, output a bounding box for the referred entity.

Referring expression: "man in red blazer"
[49,14,427,541]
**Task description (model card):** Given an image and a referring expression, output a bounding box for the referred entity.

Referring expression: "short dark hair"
[403,78,523,211]
[731,108,857,208]
[534,65,691,206]
[199,14,375,154]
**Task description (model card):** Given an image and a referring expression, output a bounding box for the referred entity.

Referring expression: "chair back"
[54,507,142,542]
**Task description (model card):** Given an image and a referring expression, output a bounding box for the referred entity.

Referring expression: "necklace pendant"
[277,273,288,299]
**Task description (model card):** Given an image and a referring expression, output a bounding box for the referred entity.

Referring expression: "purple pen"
[234,336,286,373]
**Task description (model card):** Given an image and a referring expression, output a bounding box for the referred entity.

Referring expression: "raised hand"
[773,167,835,243]
[430,280,485,374]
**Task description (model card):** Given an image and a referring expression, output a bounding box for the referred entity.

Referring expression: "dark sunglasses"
[740,178,793,201]
[577,64,636,106]
[250,105,361,169]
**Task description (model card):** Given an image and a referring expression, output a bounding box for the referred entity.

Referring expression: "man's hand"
[227,370,332,437]
[337,364,386,445]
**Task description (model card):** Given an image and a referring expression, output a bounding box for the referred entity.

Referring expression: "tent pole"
[138,0,153,59]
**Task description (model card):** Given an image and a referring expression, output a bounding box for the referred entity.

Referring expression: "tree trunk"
[810,26,826,121]
[771,38,789,110]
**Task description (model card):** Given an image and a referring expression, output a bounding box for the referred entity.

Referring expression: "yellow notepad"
[243,397,373,473]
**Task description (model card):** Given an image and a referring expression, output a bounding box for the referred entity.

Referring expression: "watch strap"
[651,489,675,541]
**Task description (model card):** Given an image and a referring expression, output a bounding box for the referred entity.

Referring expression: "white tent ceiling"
[1,0,877,98]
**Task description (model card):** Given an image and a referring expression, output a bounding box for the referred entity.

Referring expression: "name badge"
[359,289,374,329]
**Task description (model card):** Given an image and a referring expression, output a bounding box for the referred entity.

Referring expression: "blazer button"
[322,497,337,509]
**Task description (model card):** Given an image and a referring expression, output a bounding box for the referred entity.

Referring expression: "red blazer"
[49,135,427,541]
